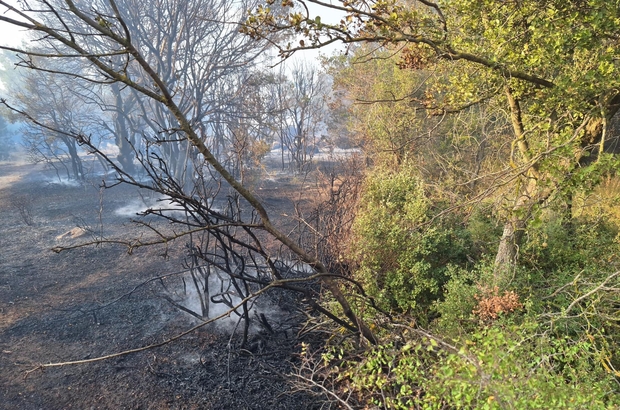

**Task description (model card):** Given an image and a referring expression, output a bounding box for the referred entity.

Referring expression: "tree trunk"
[112,83,136,176]
[493,88,537,282]
[493,174,540,282]
[494,218,526,281]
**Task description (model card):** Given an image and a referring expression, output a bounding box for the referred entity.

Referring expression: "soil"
[0,161,329,410]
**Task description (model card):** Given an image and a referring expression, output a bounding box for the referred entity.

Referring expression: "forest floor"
[0,157,342,410]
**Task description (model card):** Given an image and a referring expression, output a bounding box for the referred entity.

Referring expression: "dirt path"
[0,162,318,409]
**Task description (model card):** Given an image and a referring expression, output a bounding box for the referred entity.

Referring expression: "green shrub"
[432,265,480,334]
[338,321,619,409]
[351,163,471,317]
[515,215,620,381]
[434,263,492,334]
[341,166,620,409]
[466,204,502,259]
[523,213,619,274]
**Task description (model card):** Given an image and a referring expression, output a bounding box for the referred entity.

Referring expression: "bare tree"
[13,62,92,181]
[113,0,277,187]
[275,62,330,173]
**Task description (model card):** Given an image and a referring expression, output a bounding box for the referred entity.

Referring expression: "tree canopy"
[246,0,620,272]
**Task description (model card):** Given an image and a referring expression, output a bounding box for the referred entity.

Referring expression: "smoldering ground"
[0,160,324,409]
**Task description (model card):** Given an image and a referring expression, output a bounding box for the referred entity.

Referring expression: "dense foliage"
[351,163,471,316]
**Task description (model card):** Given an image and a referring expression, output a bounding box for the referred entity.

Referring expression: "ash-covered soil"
[0,161,324,409]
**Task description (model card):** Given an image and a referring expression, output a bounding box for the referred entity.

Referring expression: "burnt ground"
[0,161,332,410]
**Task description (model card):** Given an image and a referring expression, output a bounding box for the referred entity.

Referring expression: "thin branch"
[563,271,620,316]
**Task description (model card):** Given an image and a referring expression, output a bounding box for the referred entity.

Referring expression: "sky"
[0,1,26,47]
[0,3,26,93]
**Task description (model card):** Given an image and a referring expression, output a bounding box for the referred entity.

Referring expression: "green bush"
[512,214,620,381]
[465,204,502,259]
[351,164,471,317]
[521,212,619,273]
[433,264,488,334]
[338,321,619,409]
[340,167,620,409]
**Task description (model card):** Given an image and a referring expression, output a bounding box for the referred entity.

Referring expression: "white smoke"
[168,267,285,334]
[114,195,221,217]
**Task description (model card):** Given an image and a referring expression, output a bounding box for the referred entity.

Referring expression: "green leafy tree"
[245,5,620,405]
[244,0,620,280]
[326,43,511,202]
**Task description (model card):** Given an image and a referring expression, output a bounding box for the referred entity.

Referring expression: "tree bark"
[112,83,136,176]
[494,218,526,280]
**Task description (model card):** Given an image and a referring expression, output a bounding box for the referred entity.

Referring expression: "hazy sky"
[0,25,26,48]
[0,1,26,47]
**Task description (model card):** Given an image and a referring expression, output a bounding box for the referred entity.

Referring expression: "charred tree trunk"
[112,83,136,176]
[65,137,84,181]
